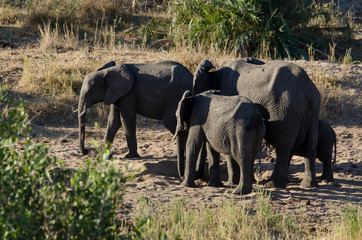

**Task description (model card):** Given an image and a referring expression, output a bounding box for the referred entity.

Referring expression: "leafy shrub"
[170,0,346,59]
[0,85,128,239]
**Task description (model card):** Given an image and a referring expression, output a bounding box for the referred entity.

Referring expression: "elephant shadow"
[133,157,180,179]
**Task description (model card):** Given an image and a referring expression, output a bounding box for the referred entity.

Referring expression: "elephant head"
[172,90,193,178]
[173,90,192,139]
[78,61,134,155]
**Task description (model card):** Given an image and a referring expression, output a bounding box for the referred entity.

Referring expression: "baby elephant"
[292,119,336,182]
[173,90,265,194]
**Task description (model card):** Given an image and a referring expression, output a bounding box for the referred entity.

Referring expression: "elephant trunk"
[176,132,188,179]
[193,60,214,95]
[78,97,88,155]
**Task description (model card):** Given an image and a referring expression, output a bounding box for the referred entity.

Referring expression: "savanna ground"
[1,1,361,238]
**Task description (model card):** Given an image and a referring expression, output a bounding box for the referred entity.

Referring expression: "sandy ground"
[26,59,362,231]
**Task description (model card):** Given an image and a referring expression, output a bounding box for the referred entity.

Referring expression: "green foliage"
[140,17,170,45]
[339,205,362,239]
[170,0,345,59]
[0,85,128,239]
[329,205,362,240]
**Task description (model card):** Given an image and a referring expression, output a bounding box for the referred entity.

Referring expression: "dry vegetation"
[0,0,361,239]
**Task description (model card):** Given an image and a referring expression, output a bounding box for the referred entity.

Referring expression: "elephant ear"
[104,64,134,105]
[97,61,116,71]
[193,60,214,95]
[173,90,192,141]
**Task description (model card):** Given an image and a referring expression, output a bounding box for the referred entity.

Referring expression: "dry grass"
[129,188,305,239]
[311,70,345,120]
[126,188,361,239]
[0,6,24,25]
[16,28,350,124]
[37,22,79,51]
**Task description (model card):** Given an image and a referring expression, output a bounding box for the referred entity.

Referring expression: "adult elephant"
[78,60,193,164]
[193,58,320,188]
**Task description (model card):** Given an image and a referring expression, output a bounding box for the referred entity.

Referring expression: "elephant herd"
[77,58,336,194]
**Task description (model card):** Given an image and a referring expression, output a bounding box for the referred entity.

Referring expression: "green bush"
[170,0,346,59]
[0,85,128,239]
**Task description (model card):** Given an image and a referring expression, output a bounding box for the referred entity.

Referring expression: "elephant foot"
[225,180,235,186]
[262,177,287,188]
[319,173,334,183]
[181,180,196,188]
[194,170,203,180]
[226,178,239,186]
[207,179,223,187]
[80,148,89,155]
[252,176,257,183]
[233,185,252,195]
[125,152,140,158]
[300,178,318,188]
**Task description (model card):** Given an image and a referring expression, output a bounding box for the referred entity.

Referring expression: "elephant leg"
[264,121,300,188]
[195,143,207,180]
[226,156,240,185]
[233,154,253,195]
[300,123,318,188]
[206,143,223,187]
[103,104,122,152]
[264,143,293,188]
[287,156,293,182]
[181,127,204,187]
[119,101,139,158]
[318,150,334,182]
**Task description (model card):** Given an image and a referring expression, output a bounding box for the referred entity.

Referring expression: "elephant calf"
[292,119,336,182]
[265,119,336,182]
[173,90,265,194]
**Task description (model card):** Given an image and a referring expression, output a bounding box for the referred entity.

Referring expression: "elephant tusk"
[78,109,86,117]
[74,109,78,113]
[171,133,178,142]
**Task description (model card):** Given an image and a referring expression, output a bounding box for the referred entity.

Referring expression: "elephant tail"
[333,137,337,169]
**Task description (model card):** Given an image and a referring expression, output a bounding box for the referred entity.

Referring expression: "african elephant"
[78,61,193,161]
[193,58,321,189]
[291,119,336,182]
[173,90,265,194]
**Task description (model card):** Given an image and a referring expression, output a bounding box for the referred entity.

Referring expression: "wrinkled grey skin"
[174,90,265,194]
[78,61,193,159]
[291,119,336,182]
[193,58,320,189]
